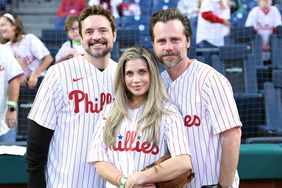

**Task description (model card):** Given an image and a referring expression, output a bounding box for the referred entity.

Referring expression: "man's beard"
[159,51,183,69]
[85,39,112,58]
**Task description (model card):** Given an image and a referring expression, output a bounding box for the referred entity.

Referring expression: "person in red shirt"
[55,0,87,29]
[57,0,87,17]
[196,0,231,48]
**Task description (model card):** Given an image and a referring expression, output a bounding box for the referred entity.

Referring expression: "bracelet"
[119,176,128,188]
[6,100,17,108]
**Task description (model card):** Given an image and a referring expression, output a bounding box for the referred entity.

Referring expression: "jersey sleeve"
[164,102,191,158]
[55,41,70,61]
[28,65,63,130]
[245,8,256,27]
[203,72,242,134]
[28,34,51,61]
[87,105,112,165]
[2,46,23,81]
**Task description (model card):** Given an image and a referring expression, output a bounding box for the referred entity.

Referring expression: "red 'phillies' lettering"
[68,90,112,113]
[23,55,37,65]
[184,115,201,127]
[112,131,159,155]
[0,65,4,71]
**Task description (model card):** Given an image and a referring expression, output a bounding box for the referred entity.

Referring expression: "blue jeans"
[0,128,16,142]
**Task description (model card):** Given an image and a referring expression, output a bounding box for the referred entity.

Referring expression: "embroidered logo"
[112,131,159,155]
[72,77,83,82]
[68,90,113,113]
[184,114,201,127]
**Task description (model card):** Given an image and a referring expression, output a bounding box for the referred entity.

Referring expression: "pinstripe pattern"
[28,55,117,188]
[87,100,191,188]
[162,60,241,188]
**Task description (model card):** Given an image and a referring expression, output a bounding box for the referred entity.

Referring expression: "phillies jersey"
[87,101,191,188]
[28,55,117,188]
[161,60,242,188]
[245,6,282,50]
[5,34,50,77]
[55,40,85,62]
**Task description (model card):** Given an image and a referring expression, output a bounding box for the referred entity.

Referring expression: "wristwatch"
[7,106,16,112]
[6,100,17,112]
[119,176,128,188]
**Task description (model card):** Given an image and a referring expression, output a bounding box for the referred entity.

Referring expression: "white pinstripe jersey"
[161,60,242,188]
[28,55,117,188]
[245,6,282,50]
[87,101,191,188]
[196,0,230,47]
[5,34,50,76]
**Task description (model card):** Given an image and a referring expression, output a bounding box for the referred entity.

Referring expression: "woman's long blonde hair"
[104,46,170,147]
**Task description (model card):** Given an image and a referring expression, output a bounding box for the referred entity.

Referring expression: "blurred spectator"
[117,1,141,17]
[0,44,23,142]
[55,0,87,30]
[196,0,231,47]
[89,0,122,18]
[57,0,87,17]
[55,15,84,63]
[177,0,201,19]
[245,0,282,61]
[0,13,53,89]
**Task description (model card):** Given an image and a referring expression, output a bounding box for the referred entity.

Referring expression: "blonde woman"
[87,46,192,188]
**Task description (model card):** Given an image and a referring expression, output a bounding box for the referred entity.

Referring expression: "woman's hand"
[28,73,39,89]
[125,173,156,188]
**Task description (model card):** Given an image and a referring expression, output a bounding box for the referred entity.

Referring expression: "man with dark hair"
[27,5,117,188]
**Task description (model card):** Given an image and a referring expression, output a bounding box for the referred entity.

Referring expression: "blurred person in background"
[177,0,201,19]
[245,0,282,62]
[57,0,88,17]
[0,44,23,142]
[89,0,122,18]
[55,15,84,63]
[196,0,231,47]
[0,13,53,89]
[55,0,87,29]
